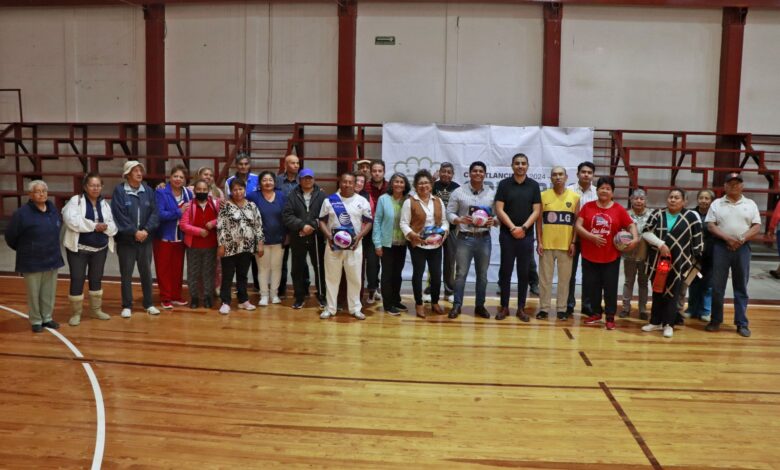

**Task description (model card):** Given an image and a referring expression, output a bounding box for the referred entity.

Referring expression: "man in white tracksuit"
[319,172,373,320]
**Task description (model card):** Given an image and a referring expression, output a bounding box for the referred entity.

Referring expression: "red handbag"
[652,254,672,293]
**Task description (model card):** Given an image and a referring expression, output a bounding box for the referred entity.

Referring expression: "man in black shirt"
[432,163,460,300]
[494,153,542,321]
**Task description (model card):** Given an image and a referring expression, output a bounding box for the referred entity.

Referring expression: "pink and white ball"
[425,234,444,247]
[613,230,634,251]
[471,209,490,227]
[333,231,353,249]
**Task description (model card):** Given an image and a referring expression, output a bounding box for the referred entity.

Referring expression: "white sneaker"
[120,308,132,318]
[258,296,269,306]
[320,311,334,319]
[238,301,256,311]
[374,291,382,301]
[700,314,711,322]
[641,323,663,332]
[682,311,692,319]
[146,306,161,315]
[219,304,230,315]
[353,311,366,320]
[271,296,282,304]
[447,294,455,303]
[422,293,432,303]
[366,292,376,305]
[663,325,674,338]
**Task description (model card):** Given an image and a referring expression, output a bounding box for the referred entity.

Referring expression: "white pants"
[324,243,363,315]
[258,244,284,298]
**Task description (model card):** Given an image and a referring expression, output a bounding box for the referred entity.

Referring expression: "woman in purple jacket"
[154,164,193,309]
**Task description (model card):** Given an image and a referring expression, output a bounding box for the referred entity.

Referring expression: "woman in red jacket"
[180,179,220,309]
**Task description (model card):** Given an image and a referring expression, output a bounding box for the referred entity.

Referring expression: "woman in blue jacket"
[372,173,411,315]
[154,164,193,309]
[111,161,160,318]
[5,180,65,332]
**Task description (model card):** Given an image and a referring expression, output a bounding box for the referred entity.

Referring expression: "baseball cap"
[299,168,315,178]
[725,172,743,183]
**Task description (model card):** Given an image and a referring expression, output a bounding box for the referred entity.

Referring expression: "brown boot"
[88,290,111,320]
[415,304,426,319]
[496,306,509,320]
[431,303,445,316]
[516,307,530,322]
[68,294,84,326]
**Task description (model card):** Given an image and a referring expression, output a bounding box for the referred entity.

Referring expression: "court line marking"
[579,351,593,367]
[0,304,105,470]
[599,381,662,470]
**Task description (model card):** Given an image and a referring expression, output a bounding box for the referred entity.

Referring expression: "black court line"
[599,382,661,470]
[563,328,574,340]
[579,351,592,366]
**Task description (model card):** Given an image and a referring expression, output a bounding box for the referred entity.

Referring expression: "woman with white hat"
[110,160,160,318]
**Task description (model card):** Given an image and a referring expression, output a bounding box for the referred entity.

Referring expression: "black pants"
[291,237,326,303]
[411,246,442,305]
[381,244,407,309]
[498,231,534,308]
[221,252,252,305]
[582,257,620,318]
[117,241,154,309]
[650,282,682,327]
[187,247,217,300]
[363,234,380,292]
[66,248,108,296]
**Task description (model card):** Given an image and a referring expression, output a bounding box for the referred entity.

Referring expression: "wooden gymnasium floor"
[1,275,779,469]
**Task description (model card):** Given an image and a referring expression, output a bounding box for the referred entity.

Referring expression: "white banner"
[381,123,594,284]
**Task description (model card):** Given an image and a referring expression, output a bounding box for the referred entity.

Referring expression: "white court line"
[0,304,106,470]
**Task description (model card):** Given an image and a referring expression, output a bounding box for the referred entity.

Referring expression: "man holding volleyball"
[319,173,373,320]
[446,161,496,319]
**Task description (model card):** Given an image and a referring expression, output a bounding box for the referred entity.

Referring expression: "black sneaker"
[474,306,490,319]
[556,311,567,320]
[529,285,540,296]
[618,310,629,318]
[292,301,304,310]
[736,325,751,337]
[31,324,44,333]
[536,311,548,320]
[395,303,409,312]
[565,306,574,316]
[705,322,721,332]
[190,298,200,309]
[42,320,59,329]
[203,297,213,309]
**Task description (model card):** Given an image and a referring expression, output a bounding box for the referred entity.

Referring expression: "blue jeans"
[498,231,534,308]
[686,270,712,318]
[453,234,492,308]
[710,241,750,326]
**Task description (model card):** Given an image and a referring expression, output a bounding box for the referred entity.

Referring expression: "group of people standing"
[4,153,762,339]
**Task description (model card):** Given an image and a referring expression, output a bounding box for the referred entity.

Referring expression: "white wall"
[355,2,542,126]
[560,6,721,131]
[165,2,338,123]
[739,9,780,134]
[0,6,145,122]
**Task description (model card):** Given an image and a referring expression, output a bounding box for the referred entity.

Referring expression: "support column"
[542,2,562,127]
[337,0,357,176]
[714,7,747,187]
[145,4,166,180]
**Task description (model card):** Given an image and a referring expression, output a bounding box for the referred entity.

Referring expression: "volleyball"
[333,230,353,249]
[471,209,490,227]
[613,230,634,251]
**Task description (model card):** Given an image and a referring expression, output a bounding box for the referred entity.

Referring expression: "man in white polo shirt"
[704,172,762,337]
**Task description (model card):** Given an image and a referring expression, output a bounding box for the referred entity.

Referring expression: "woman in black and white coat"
[641,188,703,338]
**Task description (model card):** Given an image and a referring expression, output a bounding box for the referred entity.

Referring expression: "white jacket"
[62,194,117,253]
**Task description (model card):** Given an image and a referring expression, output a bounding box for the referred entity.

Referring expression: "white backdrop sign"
[381,123,594,284]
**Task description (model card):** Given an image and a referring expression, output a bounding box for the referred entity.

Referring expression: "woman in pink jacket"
[180,179,220,309]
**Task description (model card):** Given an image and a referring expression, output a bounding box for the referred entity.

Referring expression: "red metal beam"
[336,0,357,176]
[3,0,780,7]
[145,3,166,178]
[542,2,562,127]
[714,6,747,186]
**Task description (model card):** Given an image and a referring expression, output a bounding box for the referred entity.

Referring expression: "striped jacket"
[643,208,703,297]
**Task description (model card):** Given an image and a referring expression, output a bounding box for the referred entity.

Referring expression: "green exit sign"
[375,36,396,46]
